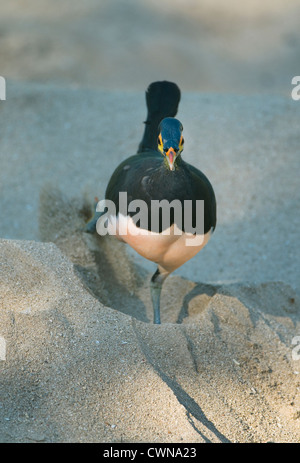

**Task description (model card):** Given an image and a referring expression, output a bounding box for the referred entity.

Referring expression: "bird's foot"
[83,197,101,234]
[83,218,97,234]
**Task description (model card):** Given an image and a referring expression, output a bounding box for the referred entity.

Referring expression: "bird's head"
[157,117,184,171]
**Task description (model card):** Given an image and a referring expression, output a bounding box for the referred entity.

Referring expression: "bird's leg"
[150,267,169,324]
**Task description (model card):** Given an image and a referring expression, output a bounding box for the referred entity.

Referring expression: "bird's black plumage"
[105,150,216,234]
[105,81,216,234]
[86,81,217,324]
[138,81,181,153]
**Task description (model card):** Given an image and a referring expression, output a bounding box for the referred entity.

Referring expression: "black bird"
[86,81,216,324]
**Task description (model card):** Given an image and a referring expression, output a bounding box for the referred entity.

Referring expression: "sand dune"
[1,0,300,442]
[0,190,299,442]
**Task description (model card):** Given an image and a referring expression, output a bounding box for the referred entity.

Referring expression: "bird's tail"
[137,81,181,153]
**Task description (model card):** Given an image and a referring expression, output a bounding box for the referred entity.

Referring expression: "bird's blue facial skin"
[161,138,180,153]
[157,118,184,163]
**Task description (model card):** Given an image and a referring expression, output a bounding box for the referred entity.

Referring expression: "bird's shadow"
[131,318,232,443]
[176,281,220,324]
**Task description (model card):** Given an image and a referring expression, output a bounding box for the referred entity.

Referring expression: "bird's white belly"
[106,213,212,273]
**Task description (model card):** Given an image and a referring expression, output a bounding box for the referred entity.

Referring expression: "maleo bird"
[85,81,216,324]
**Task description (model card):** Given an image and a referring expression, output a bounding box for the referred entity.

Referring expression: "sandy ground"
[1,0,300,94]
[0,195,299,443]
[1,0,300,444]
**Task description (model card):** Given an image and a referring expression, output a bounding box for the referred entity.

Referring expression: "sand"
[1,0,300,95]
[0,82,299,443]
[1,0,300,444]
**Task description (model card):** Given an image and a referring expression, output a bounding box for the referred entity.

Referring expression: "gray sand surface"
[1,0,300,95]
[1,0,300,443]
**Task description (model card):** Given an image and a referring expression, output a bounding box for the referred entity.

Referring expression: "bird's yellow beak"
[166,147,177,171]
